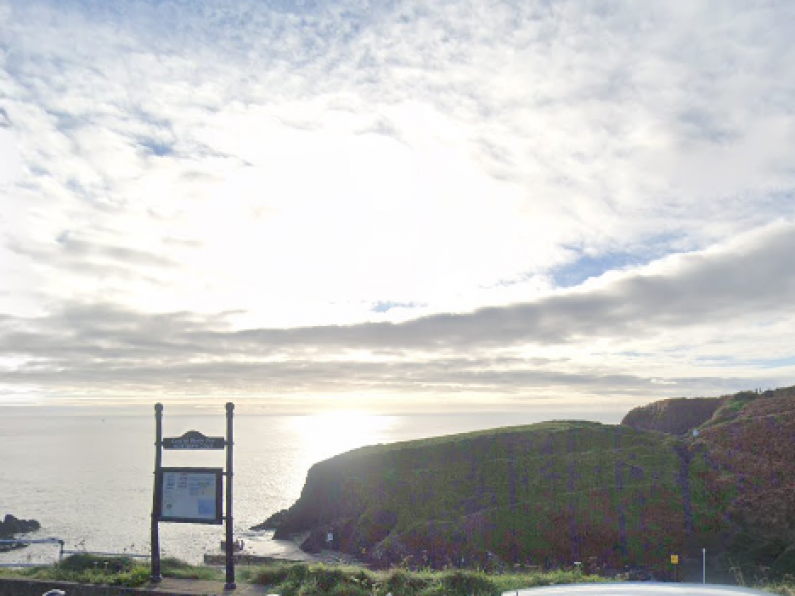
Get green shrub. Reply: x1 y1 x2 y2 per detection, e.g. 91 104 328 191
327 582 371 596
7 562 151 588
310 565 347 592
5 559 617 594
773 547 795 576
289 562 313 582
253 561 295 586
757 583 795 596
160 556 191 570
382 568 429 595
438 569 497 595
58 553 133 573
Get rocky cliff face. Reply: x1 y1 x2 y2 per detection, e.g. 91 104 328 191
621 397 723 435
693 387 795 575
271 421 726 573
621 386 795 572
264 386 795 576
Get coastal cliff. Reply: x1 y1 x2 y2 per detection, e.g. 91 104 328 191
269 421 726 572
263 386 795 576
620 386 795 574
620 397 723 435
692 387 795 575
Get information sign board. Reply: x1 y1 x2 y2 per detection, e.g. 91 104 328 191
157 467 223 525
163 431 225 450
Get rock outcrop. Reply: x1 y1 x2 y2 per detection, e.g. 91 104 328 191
269 421 726 573
250 509 288 531
0 514 40 538
692 387 795 575
0 514 40 553
261 385 795 577
622 386 795 573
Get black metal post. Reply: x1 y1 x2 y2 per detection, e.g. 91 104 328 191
224 402 236 590
151 403 163 582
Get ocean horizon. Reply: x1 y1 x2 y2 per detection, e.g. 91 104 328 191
0 407 625 565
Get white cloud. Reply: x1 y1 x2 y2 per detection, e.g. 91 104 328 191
1 220 793 410
0 108 19 185
1 0 794 408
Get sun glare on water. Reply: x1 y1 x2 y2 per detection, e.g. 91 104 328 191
287 411 398 463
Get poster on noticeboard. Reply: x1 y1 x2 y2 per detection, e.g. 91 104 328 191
157 467 223 525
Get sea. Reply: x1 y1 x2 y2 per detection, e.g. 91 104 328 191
0 408 622 566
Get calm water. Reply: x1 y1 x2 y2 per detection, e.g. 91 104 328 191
0 408 621 564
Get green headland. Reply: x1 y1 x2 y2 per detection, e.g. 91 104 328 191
263 386 795 580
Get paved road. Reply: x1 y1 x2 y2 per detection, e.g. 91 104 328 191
503 583 774 596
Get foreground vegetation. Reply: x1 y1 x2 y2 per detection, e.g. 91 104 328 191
0 554 221 587
1 555 793 595
242 561 606 595
0 555 606 593
765 585 795 596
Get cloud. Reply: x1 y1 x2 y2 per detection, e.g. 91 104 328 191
209 220 795 351
0 107 11 128
1 222 793 408
0 106 20 186
16 233 177 269
1 1 794 408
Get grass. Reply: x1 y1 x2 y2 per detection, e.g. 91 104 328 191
0 554 152 587
721 562 795 596
2 554 791 595
1 557 607 594
760 585 795 596
0 553 222 588
160 556 223 580
246 561 608 596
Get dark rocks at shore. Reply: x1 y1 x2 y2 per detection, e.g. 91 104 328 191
250 508 288 532
0 514 40 537
0 514 41 553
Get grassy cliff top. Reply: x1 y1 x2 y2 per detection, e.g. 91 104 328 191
327 419 666 462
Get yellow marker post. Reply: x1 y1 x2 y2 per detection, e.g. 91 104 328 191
671 554 679 582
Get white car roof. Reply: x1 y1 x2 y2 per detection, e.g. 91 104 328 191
504 583 773 596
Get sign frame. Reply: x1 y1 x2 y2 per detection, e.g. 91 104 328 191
151 403 236 589
156 466 223 525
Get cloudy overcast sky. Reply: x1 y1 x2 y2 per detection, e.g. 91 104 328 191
1 0 794 414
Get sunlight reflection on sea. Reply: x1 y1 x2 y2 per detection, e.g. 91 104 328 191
0 408 620 564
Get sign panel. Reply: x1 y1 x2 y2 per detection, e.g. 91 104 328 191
671 554 679 565
157 467 223 524
163 430 225 450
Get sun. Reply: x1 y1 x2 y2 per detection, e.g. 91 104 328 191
287 411 397 462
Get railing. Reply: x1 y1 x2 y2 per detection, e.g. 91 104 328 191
0 539 148 567
0 538 64 567
60 549 149 559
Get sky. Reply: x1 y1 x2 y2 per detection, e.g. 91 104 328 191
0 0 794 415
